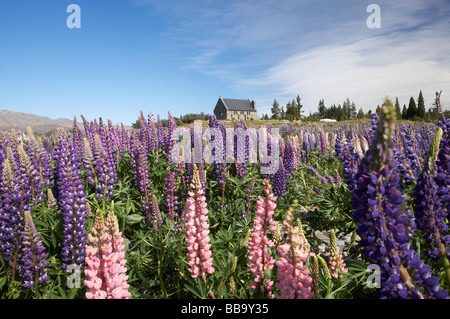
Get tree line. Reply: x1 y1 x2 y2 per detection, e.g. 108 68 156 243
132 112 210 128
260 90 448 122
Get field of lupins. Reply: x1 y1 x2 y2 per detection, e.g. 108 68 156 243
0 96 449 299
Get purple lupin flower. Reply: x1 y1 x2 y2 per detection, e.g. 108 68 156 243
234 120 249 178
0 158 22 264
156 114 166 151
305 165 319 177
325 174 335 183
16 144 43 206
147 112 157 153
435 112 449 224
53 129 88 272
166 112 177 162
72 116 85 161
401 125 423 178
90 133 117 201
0 144 35 278
334 132 345 161
341 134 359 192
24 127 52 193
164 166 179 221
80 115 120 203
283 139 295 178
151 195 163 231
351 99 448 299
208 114 227 184
272 157 287 200
312 186 321 195
130 136 154 226
20 211 49 290
319 131 328 155
81 115 96 153
137 110 155 154
413 127 450 262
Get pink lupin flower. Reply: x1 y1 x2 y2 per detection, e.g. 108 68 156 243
185 165 214 281
84 210 131 299
289 135 301 169
329 229 348 279
247 179 277 299
276 201 314 299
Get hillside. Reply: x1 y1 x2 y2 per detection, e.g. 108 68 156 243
0 110 79 133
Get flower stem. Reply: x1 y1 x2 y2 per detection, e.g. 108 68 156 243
157 228 168 299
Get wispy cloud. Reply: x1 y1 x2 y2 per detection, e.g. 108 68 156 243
134 0 450 116
236 0 450 115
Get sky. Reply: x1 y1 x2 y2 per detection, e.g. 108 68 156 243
0 0 449 125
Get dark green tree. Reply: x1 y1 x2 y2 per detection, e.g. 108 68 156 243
336 104 344 121
395 97 401 119
417 90 426 119
285 99 297 120
342 98 356 120
318 99 326 119
271 99 280 119
406 96 417 119
376 105 381 114
132 119 140 129
357 107 365 119
402 104 407 119
350 101 357 119
342 98 350 120
296 95 304 120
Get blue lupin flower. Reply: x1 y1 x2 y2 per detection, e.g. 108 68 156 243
20 211 49 289
53 129 88 272
351 98 448 299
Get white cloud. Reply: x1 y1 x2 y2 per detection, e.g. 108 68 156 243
238 1 450 116
133 0 450 116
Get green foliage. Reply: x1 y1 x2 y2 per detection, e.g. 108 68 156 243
7 118 444 300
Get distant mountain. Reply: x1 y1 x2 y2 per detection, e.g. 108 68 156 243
0 110 79 133
0 110 133 133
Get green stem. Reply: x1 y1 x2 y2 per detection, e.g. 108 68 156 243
438 243 450 289
67 287 74 299
157 228 168 299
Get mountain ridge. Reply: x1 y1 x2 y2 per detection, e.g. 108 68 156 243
0 109 79 133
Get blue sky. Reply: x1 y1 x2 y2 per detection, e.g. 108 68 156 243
0 0 449 125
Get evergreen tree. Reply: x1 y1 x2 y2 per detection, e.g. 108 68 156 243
342 98 350 120
132 118 141 129
296 95 303 120
395 97 401 118
318 99 326 119
402 104 407 119
350 101 357 119
357 107 365 119
285 100 295 120
271 99 280 119
417 90 426 119
281 106 285 119
406 96 417 119
336 104 344 121
342 98 356 120
376 105 381 114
